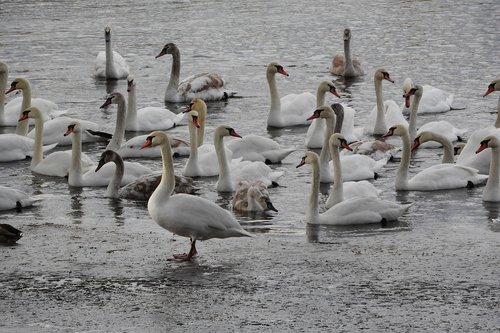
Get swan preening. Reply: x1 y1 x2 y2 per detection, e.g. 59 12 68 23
0 186 40 211
232 180 278 212
95 27 130 80
155 42 236 103
296 151 411 225
142 131 251 261
330 28 364 78
383 124 487 191
476 135 500 202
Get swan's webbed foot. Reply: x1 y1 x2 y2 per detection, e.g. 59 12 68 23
170 240 197 261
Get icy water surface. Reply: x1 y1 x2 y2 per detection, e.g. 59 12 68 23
1 0 500 331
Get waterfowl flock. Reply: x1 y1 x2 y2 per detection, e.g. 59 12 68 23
1 26 499 263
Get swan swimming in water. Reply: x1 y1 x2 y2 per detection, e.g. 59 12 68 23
94 26 130 80
330 28 364 78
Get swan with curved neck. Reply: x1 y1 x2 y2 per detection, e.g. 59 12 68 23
95 26 129 80
5 77 58 135
141 131 252 261
405 84 465 145
476 135 500 202
65 122 152 187
454 79 500 174
401 77 454 114
266 62 317 128
155 42 235 103
363 69 407 136
18 107 93 177
383 124 487 190
411 131 455 164
296 151 411 225
213 125 243 192
305 80 341 148
126 75 184 131
330 28 364 78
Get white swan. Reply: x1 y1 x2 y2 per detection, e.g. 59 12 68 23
325 133 381 208
65 122 152 187
476 135 500 202
401 78 454 114
363 69 408 136
142 131 252 261
405 84 465 145
95 150 196 199
0 186 41 211
155 42 236 103
305 80 341 148
383 124 487 190
455 79 500 174
225 134 295 164
330 28 364 77
296 151 411 225
232 180 278 212
20 107 93 177
94 27 129 80
126 75 184 131
4 77 59 135
309 105 386 182
266 62 316 128
411 131 456 164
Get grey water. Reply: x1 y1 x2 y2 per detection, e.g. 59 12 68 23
1 0 500 331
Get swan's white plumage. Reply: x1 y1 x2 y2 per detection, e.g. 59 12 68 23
94 27 129 80
225 134 295 164
476 135 500 202
0 186 40 211
401 78 454 114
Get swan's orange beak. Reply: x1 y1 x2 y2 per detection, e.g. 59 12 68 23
411 137 421 151
404 94 411 108
18 111 29 122
64 125 75 137
192 116 200 128
141 136 153 149
483 85 494 97
5 82 17 95
229 128 242 138
340 140 352 151
277 67 289 77
382 127 395 138
383 73 394 83
307 109 321 121
330 87 341 98
476 140 489 154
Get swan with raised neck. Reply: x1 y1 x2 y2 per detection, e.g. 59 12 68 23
483 79 500 128
331 28 364 77
476 135 500 202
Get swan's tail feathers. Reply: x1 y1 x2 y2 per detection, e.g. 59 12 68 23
223 90 238 99
173 112 185 125
262 148 296 164
86 129 113 140
40 142 58 153
373 157 389 172
48 108 69 118
234 227 253 238
449 94 466 110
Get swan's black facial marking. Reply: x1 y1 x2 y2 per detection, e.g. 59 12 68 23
64 124 76 137
227 127 241 138
296 156 307 168
412 137 421 151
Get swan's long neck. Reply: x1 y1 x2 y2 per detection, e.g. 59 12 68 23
126 84 137 130
69 131 83 186
215 132 233 192
184 121 200 173
328 144 344 206
333 110 343 134
16 86 32 136
373 78 387 135
154 138 176 201
319 116 334 174
396 131 411 190
0 70 6 122
485 146 500 198
307 159 320 223
106 98 126 151
430 133 454 164
408 93 422 142
166 49 181 98
31 114 44 168
495 95 500 129
106 155 124 198
343 38 355 76
267 71 282 125
197 110 206 147
105 39 115 78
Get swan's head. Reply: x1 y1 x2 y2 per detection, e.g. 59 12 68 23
18 106 41 122
307 105 334 121
454 143 466 156
411 131 434 151
155 43 178 59
329 133 352 151
331 103 344 118
296 151 319 168
104 27 111 42
318 81 341 98
63 122 82 137
5 77 29 95
126 75 135 92
267 62 289 77
484 79 500 97
382 124 407 138
401 78 413 94
248 187 278 212
215 125 242 139
375 68 394 83
141 131 170 149
476 135 500 154
100 92 124 108
186 110 200 128
95 150 120 172
403 84 423 108
184 98 207 118
343 28 352 41
0 61 7 75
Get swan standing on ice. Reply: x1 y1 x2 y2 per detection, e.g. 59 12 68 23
155 42 236 103
95 27 130 80
296 151 411 225
142 131 252 261
330 28 364 78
